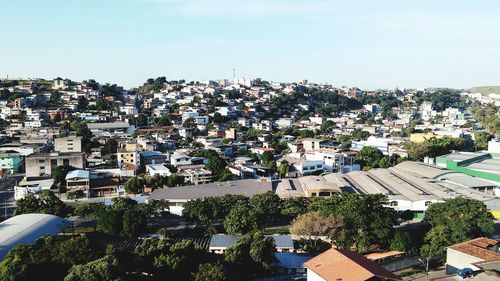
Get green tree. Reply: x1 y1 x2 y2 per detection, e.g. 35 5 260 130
156 115 172 126
53 165 76 187
192 263 226 281
420 225 451 259
76 96 89 111
405 141 430 161
355 146 385 170
122 208 147 238
281 197 309 219
312 193 397 251
351 129 370 140
124 177 146 194
277 160 289 178
390 230 411 252
14 190 72 217
224 232 276 277
424 197 494 244
474 131 493 150
249 191 281 220
64 256 121 281
290 212 345 250
224 203 262 234
259 151 274 165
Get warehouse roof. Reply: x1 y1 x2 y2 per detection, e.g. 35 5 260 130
0 214 71 260
148 179 275 201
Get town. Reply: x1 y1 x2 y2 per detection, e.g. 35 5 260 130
0 76 498 281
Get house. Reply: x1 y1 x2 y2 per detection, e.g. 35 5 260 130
0 151 22 174
170 152 192 167
14 178 54 200
146 164 171 177
148 179 275 215
25 152 84 178
445 237 500 274
303 248 401 281
179 167 213 185
208 234 294 254
54 136 82 153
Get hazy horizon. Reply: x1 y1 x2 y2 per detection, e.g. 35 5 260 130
1 0 499 89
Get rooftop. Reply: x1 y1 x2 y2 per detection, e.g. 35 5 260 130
303 248 401 281
448 237 500 261
0 214 71 260
148 179 275 201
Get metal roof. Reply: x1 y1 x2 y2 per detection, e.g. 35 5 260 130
0 214 71 260
148 179 274 201
65 169 90 180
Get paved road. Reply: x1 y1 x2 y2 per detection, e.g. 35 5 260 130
0 174 22 219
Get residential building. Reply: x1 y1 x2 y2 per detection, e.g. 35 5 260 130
303 248 401 281
0 151 22 174
445 237 500 274
25 152 84 178
54 136 82 153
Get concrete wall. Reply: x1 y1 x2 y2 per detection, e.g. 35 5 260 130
307 269 325 281
445 248 483 273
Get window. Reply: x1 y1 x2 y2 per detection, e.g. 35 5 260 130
425 201 431 206
63 159 70 166
390 201 398 207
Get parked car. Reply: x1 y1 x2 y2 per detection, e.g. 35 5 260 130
457 268 474 279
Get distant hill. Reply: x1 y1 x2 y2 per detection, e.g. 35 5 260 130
424 87 461 93
467 86 500 95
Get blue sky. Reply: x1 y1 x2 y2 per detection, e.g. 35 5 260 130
1 0 499 89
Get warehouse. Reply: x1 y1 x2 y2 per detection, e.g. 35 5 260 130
0 214 71 260
318 161 500 218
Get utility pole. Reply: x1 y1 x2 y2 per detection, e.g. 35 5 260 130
419 258 430 281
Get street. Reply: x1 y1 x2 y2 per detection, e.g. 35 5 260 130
0 174 23 219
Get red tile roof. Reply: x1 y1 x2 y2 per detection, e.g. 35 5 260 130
303 248 401 281
448 237 500 261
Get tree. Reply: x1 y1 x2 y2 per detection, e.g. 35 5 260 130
224 232 276 277
0 237 103 281
53 165 76 187
351 129 370 140
15 190 72 217
124 177 146 194
259 151 274 165
390 230 411 252
355 146 385 170
249 191 281 220
122 208 147 238
399 210 414 224
192 263 226 281
64 256 121 281
424 197 494 244
76 96 89 111
312 193 397 251
290 212 345 250
277 160 289 178
420 225 451 259
281 197 309 219
224 203 261 234
474 131 493 150
405 142 430 161
202 150 230 181
156 115 172 126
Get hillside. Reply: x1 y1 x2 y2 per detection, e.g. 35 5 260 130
467 86 500 95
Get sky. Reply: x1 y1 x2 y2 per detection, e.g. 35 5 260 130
1 0 499 89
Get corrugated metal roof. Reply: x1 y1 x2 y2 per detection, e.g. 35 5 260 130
0 214 71 260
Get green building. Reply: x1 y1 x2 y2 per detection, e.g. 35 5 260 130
436 152 500 185
0 152 22 174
